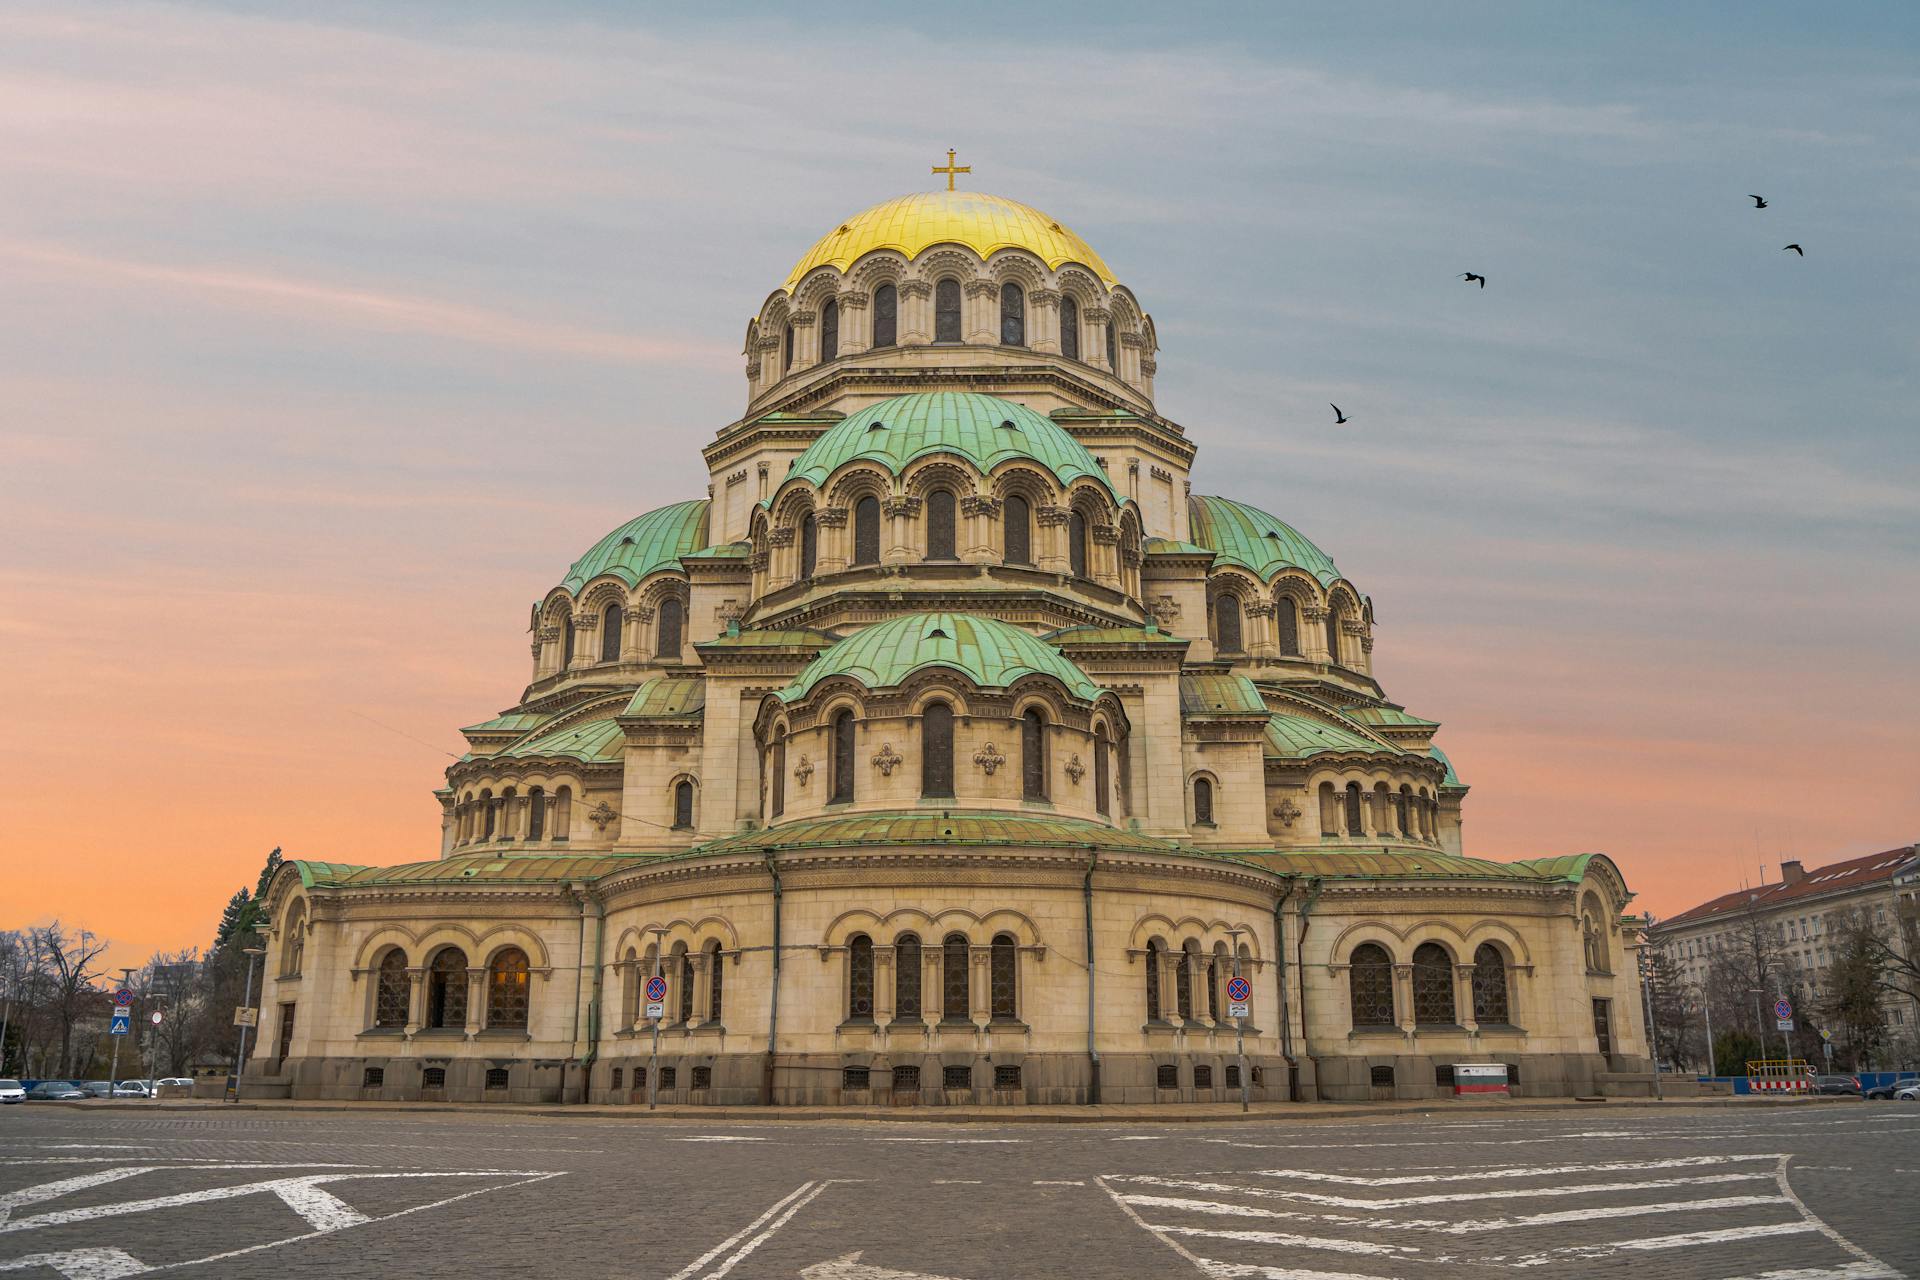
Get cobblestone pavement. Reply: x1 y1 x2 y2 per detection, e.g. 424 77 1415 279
2 1102 1915 1279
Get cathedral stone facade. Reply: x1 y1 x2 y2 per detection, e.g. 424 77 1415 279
255 188 1649 1106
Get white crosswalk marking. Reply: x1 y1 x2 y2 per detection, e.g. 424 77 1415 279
0 1248 151 1279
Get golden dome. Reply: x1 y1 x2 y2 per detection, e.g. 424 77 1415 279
783 191 1117 292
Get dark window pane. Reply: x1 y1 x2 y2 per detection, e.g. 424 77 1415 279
1370 1064 1394 1087
527 787 545 840
1277 599 1300 655
821 300 838 362
1021 710 1046 801
853 496 880 566
993 1064 1021 1090
831 712 855 804
1156 1063 1178 1089
843 1066 869 1090
1176 949 1193 1019
848 935 874 1021
799 513 818 578
1207 957 1220 1020
1412 942 1456 1026
895 935 922 1019
926 489 956 560
487 948 529 1029
1068 510 1088 578
1472 944 1510 1025
678 948 693 1024
893 1064 919 1092
1106 321 1117 371
363 1066 383 1088
673 781 694 829
1194 1064 1212 1088
872 284 897 348
1345 782 1364 836
1349 943 1394 1026
423 1067 445 1089
783 322 793 373
942 934 969 1021
921 702 954 798
1193 777 1213 826
1593 998 1613 1056
427 948 467 1029
1003 494 1031 565
657 597 683 660
561 616 574 667
375 950 409 1028
600 604 623 662
990 935 1016 1019
485 1067 509 1090
1059 295 1079 360
1215 595 1242 653
1094 732 1110 816
1000 282 1025 345
1396 789 1410 836
934 279 962 342
1145 940 1161 1021
943 1064 972 1091
771 737 786 817
1326 613 1343 666
708 944 724 1023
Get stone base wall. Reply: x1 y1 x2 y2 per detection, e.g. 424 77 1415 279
1309 1051 1628 1101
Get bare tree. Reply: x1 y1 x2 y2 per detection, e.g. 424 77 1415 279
36 923 111 1077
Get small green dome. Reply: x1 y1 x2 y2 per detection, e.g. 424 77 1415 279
780 392 1115 497
1188 494 1342 586
778 611 1105 704
559 499 710 595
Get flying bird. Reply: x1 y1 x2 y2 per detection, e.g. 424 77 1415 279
1783 243 1804 256
1749 194 1768 208
1331 404 1349 425
1461 272 1486 288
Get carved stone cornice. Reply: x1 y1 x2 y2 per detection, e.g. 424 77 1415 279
1091 523 1119 544
788 312 816 328
1140 358 1157 377
1035 504 1071 527
835 291 869 310
1121 331 1146 349
899 280 932 300
1083 306 1111 323
962 280 998 299
961 495 1001 517
882 496 922 518
768 527 795 546
816 507 849 528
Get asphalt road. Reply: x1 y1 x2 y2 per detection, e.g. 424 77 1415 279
2 1102 1915 1279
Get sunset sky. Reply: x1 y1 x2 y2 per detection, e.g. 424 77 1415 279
3 2 1916 974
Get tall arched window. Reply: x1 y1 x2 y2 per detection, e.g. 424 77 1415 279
771 731 787 817
480 789 495 840
673 942 692 1024
782 321 794 374
1094 726 1111 816
934 278 962 342
1325 612 1343 666
1472 943 1511 1025
561 615 575 667
1105 320 1117 371
990 934 1017 1020
1000 282 1025 345
1396 787 1411 836
1059 294 1080 360
487 948 530 1029
872 284 897 348
1145 939 1164 1021
799 512 818 579
426 948 468 1030
657 597 683 660
1207 946 1223 1021
1003 494 1032 565
552 785 572 840
830 709 856 804
672 779 695 830
941 933 970 1022
374 949 409 1029
895 934 922 1020
853 495 880 566
526 786 546 841
706 940 724 1023
281 901 306 976
600 604 623 662
1192 776 1214 825
1412 942 1456 1026
921 701 954 798
925 488 956 560
1344 781 1364 835
820 299 839 363
1068 510 1088 578
1215 594 1243 653
847 934 874 1022
1277 598 1300 655
1021 709 1047 801
1349 943 1394 1027
1176 946 1193 1020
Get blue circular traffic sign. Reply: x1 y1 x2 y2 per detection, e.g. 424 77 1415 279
113 989 134 1007
1226 976 1251 1003
1774 997 1793 1020
645 975 668 1002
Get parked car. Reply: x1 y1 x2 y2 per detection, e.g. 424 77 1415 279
1898 1082 1920 1102
26 1081 86 1100
1814 1074 1861 1095
1865 1075 1919 1099
78 1081 115 1098
157 1077 195 1088
113 1081 152 1097
0 1079 25 1104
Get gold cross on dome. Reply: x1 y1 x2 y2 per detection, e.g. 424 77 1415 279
931 148 971 191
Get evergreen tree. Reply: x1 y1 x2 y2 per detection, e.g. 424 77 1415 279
253 847 283 903
211 889 252 954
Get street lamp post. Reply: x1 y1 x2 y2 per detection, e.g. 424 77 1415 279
1226 929 1249 1113
108 965 135 1097
231 941 268 1103
1637 920 1663 1100
647 927 665 1112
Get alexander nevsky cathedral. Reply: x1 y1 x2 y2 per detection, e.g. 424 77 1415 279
258 170 1650 1106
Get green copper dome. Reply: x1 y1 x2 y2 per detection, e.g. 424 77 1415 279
778 611 1105 704
1188 494 1341 585
559 499 710 595
780 393 1115 496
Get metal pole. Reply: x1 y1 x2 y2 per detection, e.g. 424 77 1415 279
1234 948 1249 1113
647 929 663 1111
1702 994 1714 1077
1637 931 1662 1099
109 966 134 1097
231 950 260 1104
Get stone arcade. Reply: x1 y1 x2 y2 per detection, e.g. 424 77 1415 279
254 183 1651 1106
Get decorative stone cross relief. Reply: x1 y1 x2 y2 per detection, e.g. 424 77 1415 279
1274 798 1303 828
588 800 620 832
794 755 815 786
1063 753 1086 785
973 742 1005 776
871 742 903 776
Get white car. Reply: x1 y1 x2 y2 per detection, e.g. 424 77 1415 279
1898 1082 1920 1102
112 1081 151 1097
0 1079 24 1104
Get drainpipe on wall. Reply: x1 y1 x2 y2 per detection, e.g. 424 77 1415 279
762 849 783 1108
580 894 606 1105
1294 877 1324 1101
1272 876 1297 1093
1083 846 1101 1106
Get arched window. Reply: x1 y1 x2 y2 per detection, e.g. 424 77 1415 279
830 709 856 804
934 278 962 343
990 934 1017 1020
1395 786 1411 836
925 488 956 560
706 941 724 1023
1176 946 1194 1020
657 596 683 660
1348 943 1393 1027
1207 947 1222 1021
1059 294 1080 360
281 902 306 976
561 615 575 667
1192 776 1214 826
1215 594 1243 653
1021 708 1047 801
672 779 695 830
941 933 970 1022
799 512 818 579
480 789 495 840
1000 282 1025 345
526 786 546 841
872 284 897 348
673 942 692 1024
1145 939 1163 1021
1345 781 1364 836
1277 598 1300 655
426 948 468 1030
1003 493 1032 565
1411 942 1456 1026
847 934 874 1022
487 948 530 1029
921 701 954 798
820 299 839 363
600 604 623 662
553 785 572 840
1472 944 1510 1025
374 949 409 1028
853 495 880 566
1094 725 1111 816
895 934 922 1020
1105 319 1117 371
782 321 794 373
1326 612 1343 666
770 732 787 818
1068 509 1088 578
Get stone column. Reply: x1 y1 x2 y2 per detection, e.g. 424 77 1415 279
960 495 999 564
924 945 943 1025
465 969 486 1036
405 968 425 1036
1030 288 1062 353
1245 600 1277 658
899 280 932 346
689 952 710 1029
1393 963 1415 1034
569 612 598 672
1303 606 1334 664
1158 952 1179 1027
1455 964 1479 1033
963 280 997 345
875 946 896 1026
1035 503 1071 574
766 527 796 591
882 495 920 566
1085 306 1111 371
836 291 869 356
1091 522 1121 589
815 507 850 573
971 945 991 1026
788 311 816 372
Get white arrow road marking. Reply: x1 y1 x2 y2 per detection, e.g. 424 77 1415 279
1095 1178 1399 1280
0 1166 361 1228
0 1248 150 1279
798 1251 975 1280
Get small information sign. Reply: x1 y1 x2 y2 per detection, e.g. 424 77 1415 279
1777 1018 1795 1031
645 1001 665 1021
109 1010 131 1036
233 1006 258 1028
1228 1001 1250 1019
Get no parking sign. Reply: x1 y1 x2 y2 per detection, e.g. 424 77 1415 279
1226 975 1251 1019
645 974 668 1020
